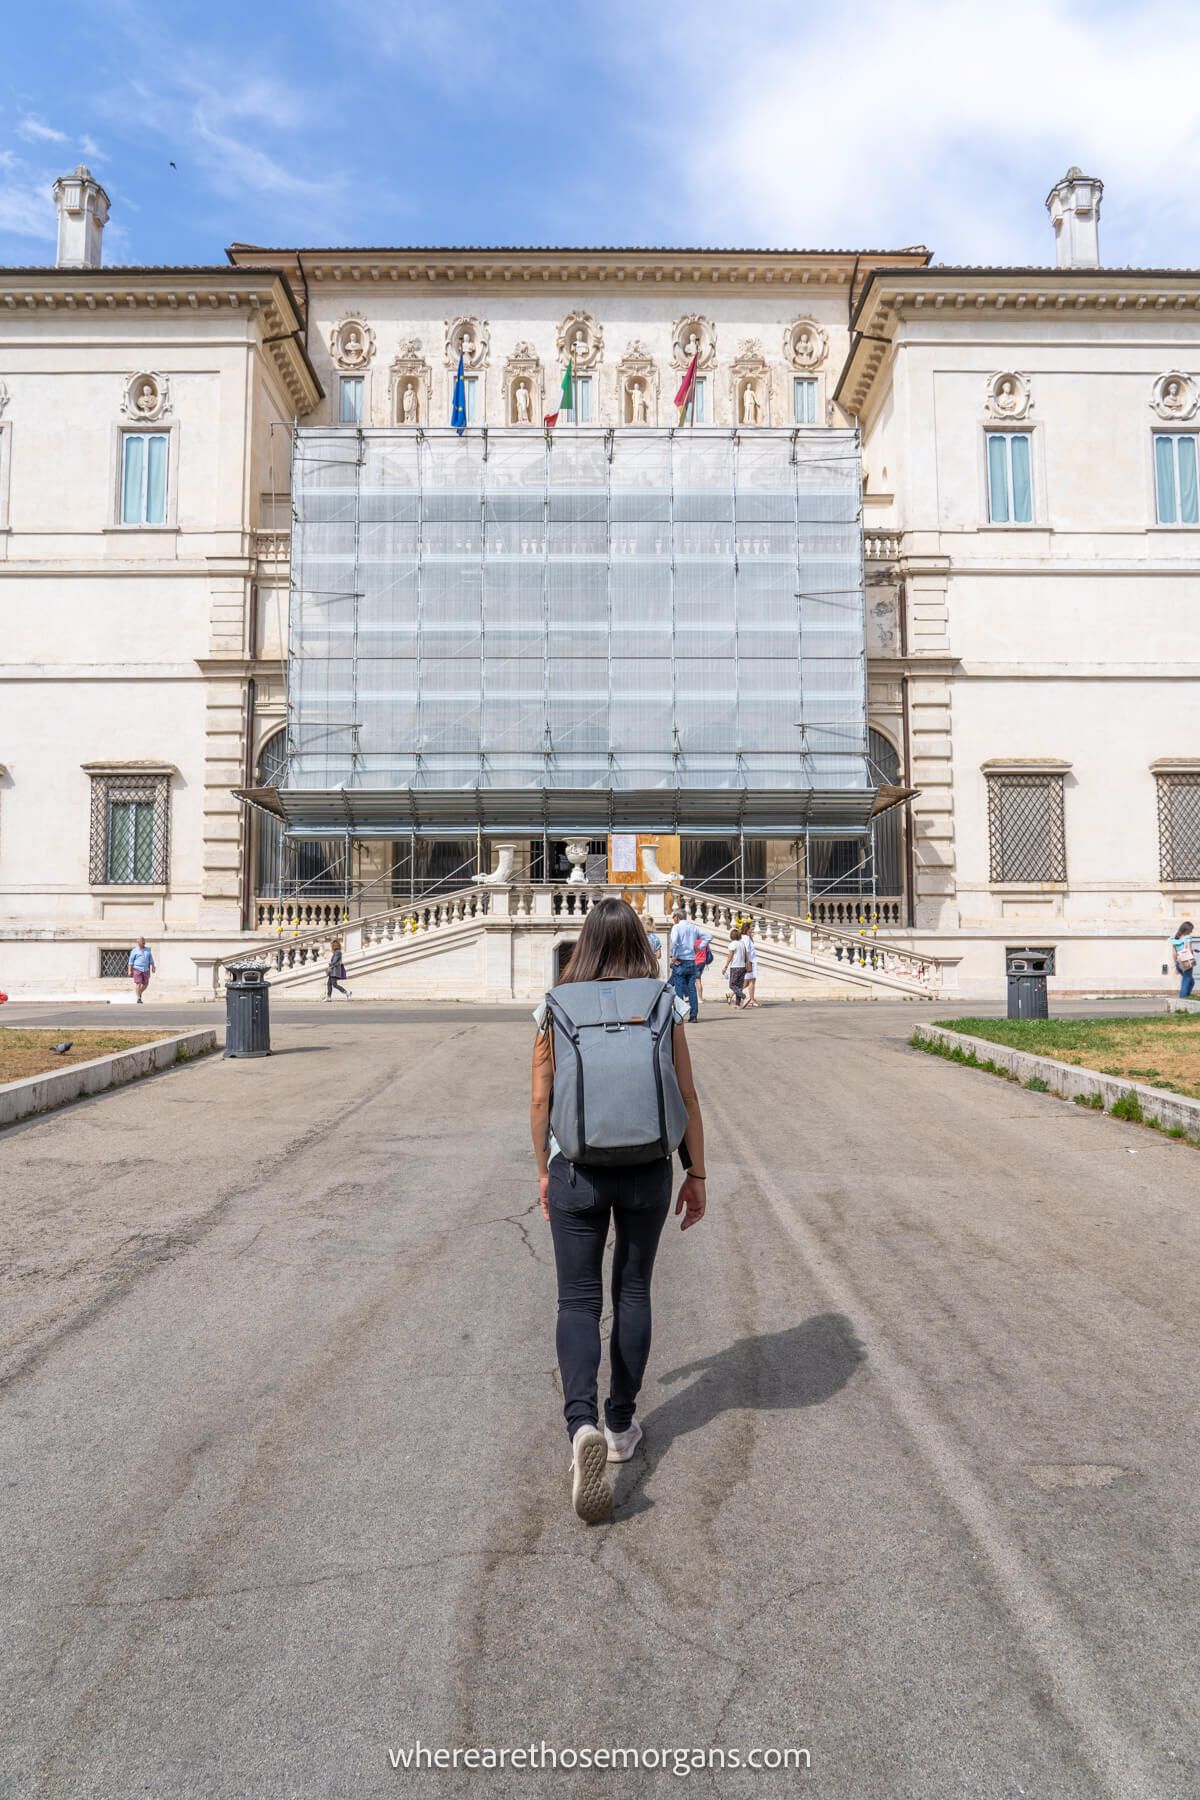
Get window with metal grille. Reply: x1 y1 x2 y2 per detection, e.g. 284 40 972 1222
986 773 1066 883
88 774 170 884
1156 772 1200 880
99 948 130 978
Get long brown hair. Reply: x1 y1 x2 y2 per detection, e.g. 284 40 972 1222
558 897 661 984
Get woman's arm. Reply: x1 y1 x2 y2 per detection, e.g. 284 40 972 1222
531 1029 554 1217
672 1023 707 1230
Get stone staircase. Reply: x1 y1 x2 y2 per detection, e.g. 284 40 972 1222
204 882 950 1003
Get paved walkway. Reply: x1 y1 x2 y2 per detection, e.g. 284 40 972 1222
1 1002 1197 1797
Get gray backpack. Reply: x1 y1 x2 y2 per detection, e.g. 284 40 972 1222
544 977 689 1167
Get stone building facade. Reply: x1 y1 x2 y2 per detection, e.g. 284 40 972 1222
0 166 1196 1000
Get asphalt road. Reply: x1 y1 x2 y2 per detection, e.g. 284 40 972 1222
1 1000 1197 1798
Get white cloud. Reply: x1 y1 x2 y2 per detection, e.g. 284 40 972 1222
80 135 105 162
639 0 1200 265
0 172 55 240
18 116 68 145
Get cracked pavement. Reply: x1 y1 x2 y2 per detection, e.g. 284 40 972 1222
1 998 1198 1797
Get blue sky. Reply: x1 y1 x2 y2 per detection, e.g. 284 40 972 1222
2 0 1198 268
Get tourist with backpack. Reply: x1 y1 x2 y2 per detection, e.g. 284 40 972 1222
325 940 352 1001
723 928 750 1008
531 897 707 1522
667 907 710 1022
1171 920 1198 999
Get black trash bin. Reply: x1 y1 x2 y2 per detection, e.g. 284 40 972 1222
1007 952 1050 1021
224 964 271 1057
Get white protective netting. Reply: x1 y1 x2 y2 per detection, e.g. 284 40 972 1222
288 426 868 822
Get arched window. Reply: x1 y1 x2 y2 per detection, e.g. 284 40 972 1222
254 729 344 898
808 727 904 905
867 726 902 897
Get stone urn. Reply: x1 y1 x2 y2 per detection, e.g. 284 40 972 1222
565 839 590 885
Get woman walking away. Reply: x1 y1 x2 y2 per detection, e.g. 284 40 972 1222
742 925 760 1007
531 897 707 1522
1171 920 1198 999
693 931 711 1004
325 939 352 1001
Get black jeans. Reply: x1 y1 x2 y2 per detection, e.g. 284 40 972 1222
547 1154 672 1441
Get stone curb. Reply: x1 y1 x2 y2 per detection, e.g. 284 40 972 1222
0 1031 217 1129
910 1023 1200 1137
1168 996 1200 1015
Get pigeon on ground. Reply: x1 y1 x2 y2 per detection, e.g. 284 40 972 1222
51 1041 73 1054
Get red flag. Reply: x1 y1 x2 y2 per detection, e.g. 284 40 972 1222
674 352 699 423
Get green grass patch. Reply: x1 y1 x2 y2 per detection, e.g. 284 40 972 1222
933 1015 1200 1100
1109 1091 1145 1124
1024 1075 1050 1092
1074 1091 1104 1109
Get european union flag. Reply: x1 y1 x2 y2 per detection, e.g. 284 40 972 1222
451 352 467 435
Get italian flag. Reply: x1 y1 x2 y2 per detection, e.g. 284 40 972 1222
545 360 574 429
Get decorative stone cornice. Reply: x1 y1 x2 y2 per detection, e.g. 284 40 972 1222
227 245 930 291
836 267 1200 418
0 269 322 415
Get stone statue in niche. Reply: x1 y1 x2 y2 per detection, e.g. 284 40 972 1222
401 381 419 424
331 317 375 370
445 318 489 370
121 370 170 421
555 310 603 371
1151 370 1199 420
741 381 762 424
515 381 531 423
628 380 648 424
672 316 715 370
984 370 1031 421
785 317 827 370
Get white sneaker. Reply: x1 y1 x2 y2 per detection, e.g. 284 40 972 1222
604 1419 643 1463
570 1425 612 1522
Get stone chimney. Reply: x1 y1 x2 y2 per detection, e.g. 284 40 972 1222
1045 167 1103 269
52 165 110 269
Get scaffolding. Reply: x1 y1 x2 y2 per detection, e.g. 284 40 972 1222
282 425 871 839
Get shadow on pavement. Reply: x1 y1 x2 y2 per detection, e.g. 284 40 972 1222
616 1312 866 1515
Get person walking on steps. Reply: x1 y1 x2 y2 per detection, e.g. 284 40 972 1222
127 938 155 1004
668 907 709 1023
1171 920 1199 999
325 939 352 1001
531 897 707 1522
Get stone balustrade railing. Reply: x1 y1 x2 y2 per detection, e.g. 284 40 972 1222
221 878 943 992
864 529 902 561
809 895 904 929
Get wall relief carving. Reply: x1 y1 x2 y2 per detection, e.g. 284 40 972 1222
984 371 1032 421
730 340 769 426
390 340 431 426
556 310 603 371
121 372 171 421
672 315 715 370
617 340 658 426
1151 370 1199 422
330 318 374 369
785 318 827 370
503 342 543 425
445 317 489 368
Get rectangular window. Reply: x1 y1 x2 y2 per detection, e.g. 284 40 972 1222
339 377 364 425
986 773 1066 882
100 948 131 978
986 432 1033 524
88 774 170 884
692 376 706 423
1154 434 1199 524
1156 772 1200 879
121 432 169 525
451 374 482 425
793 378 818 425
573 375 592 423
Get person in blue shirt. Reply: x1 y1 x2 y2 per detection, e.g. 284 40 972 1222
668 908 710 1022
1170 920 1198 999
127 938 155 1003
